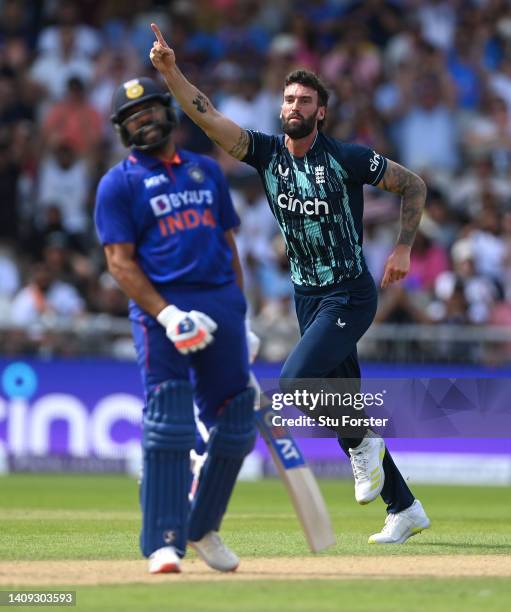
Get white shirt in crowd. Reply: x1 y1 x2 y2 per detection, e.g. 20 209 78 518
37 156 89 234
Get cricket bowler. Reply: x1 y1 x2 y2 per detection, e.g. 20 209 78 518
149 22 431 545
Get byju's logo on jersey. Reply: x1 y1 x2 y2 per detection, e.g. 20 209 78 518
149 194 172 216
149 190 213 217
144 174 169 189
277 192 329 215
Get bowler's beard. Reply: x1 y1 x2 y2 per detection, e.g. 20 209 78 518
282 110 318 139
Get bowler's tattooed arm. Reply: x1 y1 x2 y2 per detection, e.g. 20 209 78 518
227 130 250 159
377 160 427 247
154 60 250 159
191 93 209 114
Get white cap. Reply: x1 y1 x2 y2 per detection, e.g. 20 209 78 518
451 239 474 263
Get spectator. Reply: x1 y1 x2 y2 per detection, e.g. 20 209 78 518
36 0 101 59
406 216 449 293
231 173 277 309
416 0 457 51
36 141 90 239
10 263 84 327
425 189 458 248
462 95 511 172
395 74 459 173
217 70 279 134
431 239 497 324
321 22 382 90
470 206 507 289
447 27 484 111
29 25 94 100
41 76 103 156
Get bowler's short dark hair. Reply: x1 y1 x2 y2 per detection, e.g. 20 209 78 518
284 69 329 129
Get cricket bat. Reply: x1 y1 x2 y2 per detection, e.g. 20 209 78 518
249 373 336 553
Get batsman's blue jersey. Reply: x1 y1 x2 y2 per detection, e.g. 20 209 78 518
242 131 387 286
95 148 239 319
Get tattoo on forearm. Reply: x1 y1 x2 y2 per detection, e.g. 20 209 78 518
192 92 210 114
228 129 249 160
380 161 427 247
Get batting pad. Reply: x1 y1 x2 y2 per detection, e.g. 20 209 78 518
140 380 195 557
188 387 256 542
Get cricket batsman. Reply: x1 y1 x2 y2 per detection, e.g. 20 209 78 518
95 76 260 573
149 22 431 545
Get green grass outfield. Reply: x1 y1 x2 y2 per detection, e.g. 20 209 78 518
1 475 510 611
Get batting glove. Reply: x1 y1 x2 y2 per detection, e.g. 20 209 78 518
245 318 260 364
157 305 217 354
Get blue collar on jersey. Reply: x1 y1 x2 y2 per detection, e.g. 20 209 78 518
128 148 185 168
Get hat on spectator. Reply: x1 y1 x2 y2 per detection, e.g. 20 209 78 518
451 239 474 263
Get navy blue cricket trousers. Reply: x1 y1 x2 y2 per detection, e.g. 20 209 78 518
281 269 414 513
131 281 250 436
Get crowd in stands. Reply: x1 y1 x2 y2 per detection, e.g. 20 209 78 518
2 0 511 359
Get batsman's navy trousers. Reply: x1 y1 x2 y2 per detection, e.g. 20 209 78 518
131 281 250 430
281 269 415 513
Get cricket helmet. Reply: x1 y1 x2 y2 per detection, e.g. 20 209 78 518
110 77 177 151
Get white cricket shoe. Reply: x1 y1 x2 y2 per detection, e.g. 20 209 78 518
348 435 385 504
368 500 431 544
148 546 181 574
189 531 239 572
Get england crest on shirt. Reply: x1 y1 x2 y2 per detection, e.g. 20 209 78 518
314 166 325 184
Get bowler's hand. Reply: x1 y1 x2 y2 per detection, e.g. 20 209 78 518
150 23 176 73
381 244 411 289
157 305 217 354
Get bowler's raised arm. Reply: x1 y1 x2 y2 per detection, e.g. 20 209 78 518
149 23 250 160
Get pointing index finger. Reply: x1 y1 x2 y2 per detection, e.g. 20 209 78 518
151 23 168 47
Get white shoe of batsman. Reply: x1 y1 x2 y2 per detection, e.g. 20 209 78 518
148 546 181 574
189 531 239 572
348 435 385 504
368 500 431 544
157 305 217 355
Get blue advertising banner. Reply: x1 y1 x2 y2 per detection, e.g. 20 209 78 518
0 359 510 473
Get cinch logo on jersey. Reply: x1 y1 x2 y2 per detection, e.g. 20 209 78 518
277 192 329 215
370 153 382 172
